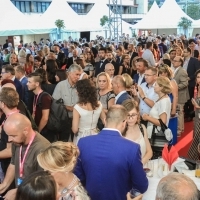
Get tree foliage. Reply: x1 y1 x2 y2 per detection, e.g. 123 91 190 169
186 4 200 20
55 19 65 29
178 17 192 30
100 15 109 27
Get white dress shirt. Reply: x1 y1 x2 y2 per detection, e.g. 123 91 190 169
139 82 159 116
142 49 156 67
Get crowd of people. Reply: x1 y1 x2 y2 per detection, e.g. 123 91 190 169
0 32 199 199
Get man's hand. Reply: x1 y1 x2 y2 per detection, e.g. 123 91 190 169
142 113 149 121
137 86 145 99
126 192 143 200
3 188 17 200
65 106 74 112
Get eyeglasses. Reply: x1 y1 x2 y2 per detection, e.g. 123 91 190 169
144 74 156 77
127 113 138 119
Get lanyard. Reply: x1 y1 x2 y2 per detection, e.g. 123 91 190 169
19 132 35 178
32 90 43 118
1 110 19 127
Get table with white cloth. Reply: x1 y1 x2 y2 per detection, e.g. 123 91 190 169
142 158 200 200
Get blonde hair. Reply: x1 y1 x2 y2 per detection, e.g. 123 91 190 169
122 73 133 89
156 76 172 94
43 46 50 56
158 64 173 79
46 52 56 60
162 53 170 60
175 47 183 56
97 72 112 90
36 50 44 58
37 142 79 173
18 49 26 58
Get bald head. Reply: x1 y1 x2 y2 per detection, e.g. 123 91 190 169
105 105 127 132
156 172 199 200
4 113 32 145
113 75 126 87
105 63 115 77
4 113 31 132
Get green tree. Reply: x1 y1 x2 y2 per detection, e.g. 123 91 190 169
100 15 109 27
186 4 200 20
55 19 65 39
178 17 192 35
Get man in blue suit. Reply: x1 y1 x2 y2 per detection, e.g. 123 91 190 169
74 105 148 200
1 65 22 99
112 75 132 105
14 65 30 107
133 58 147 85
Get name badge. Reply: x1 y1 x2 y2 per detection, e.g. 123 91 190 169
17 178 23 186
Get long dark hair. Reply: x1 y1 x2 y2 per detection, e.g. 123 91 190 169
56 69 66 82
15 171 56 200
76 79 99 110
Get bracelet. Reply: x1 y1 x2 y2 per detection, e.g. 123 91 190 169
142 97 146 101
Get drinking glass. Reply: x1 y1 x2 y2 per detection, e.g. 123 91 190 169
146 160 154 177
195 160 200 178
130 188 141 198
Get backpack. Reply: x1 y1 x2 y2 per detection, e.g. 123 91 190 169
38 92 70 132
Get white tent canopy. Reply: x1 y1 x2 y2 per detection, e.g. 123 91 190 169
80 0 134 35
155 0 194 29
38 0 79 31
132 1 160 29
0 0 42 35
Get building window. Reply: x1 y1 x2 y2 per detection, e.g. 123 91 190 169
69 3 85 14
11 1 31 13
12 1 50 13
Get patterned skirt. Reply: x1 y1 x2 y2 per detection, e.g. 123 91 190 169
188 112 200 160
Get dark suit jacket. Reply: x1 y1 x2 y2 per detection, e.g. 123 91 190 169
133 73 146 85
116 92 132 105
14 78 22 100
66 57 79 69
74 129 148 200
95 59 109 77
110 60 119 76
187 57 200 87
20 76 29 106
56 52 65 69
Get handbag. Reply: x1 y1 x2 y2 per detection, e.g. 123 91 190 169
149 119 173 159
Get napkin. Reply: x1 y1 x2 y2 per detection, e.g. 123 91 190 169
173 158 189 173
162 144 179 170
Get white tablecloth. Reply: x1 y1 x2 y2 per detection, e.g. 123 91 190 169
142 159 200 200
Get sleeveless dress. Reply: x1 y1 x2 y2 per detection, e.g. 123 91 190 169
73 103 102 144
126 125 146 158
188 97 200 160
60 182 90 200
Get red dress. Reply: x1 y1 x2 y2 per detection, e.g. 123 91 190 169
25 64 33 75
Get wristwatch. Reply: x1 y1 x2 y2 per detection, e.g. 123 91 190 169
142 97 146 101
